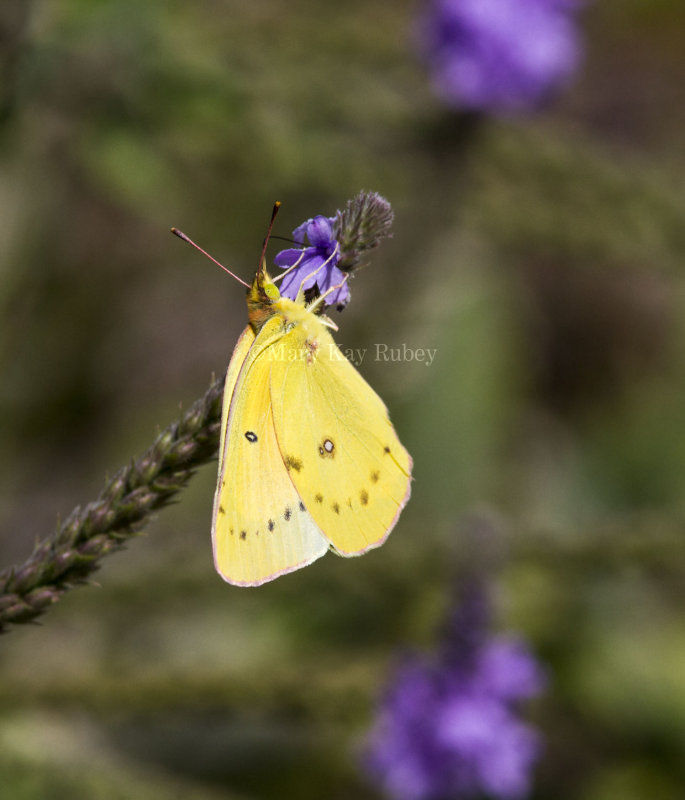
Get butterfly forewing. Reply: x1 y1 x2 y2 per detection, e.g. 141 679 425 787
270 323 412 556
217 325 255 474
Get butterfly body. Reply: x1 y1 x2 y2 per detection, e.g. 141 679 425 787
212 264 412 586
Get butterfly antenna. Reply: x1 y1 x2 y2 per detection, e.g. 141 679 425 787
257 201 281 273
171 227 250 288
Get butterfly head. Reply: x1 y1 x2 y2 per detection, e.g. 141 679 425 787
247 259 283 330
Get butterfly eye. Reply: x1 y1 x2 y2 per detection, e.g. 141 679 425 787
263 282 280 300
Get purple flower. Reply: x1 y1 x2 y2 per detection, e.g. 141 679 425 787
363 584 546 800
273 215 349 307
416 0 586 113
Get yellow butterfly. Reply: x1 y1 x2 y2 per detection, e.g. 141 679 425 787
175 206 412 585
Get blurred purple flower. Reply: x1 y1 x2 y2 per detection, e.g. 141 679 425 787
363 583 546 800
416 0 587 113
273 215 349 307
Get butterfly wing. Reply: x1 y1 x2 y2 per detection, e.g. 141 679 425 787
270 321 412 556
212 318 329 586
217 325 254 475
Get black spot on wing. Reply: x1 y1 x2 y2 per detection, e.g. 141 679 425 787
299 501 305 512
315 493 323 503
360 489 369 506
285 454 303 472
383 445 391 454
371 470 380 483
245 431 258 443
332 502 340 515
284 506 292 521
218 505 226 514
240 530 247 540
268 519 274 532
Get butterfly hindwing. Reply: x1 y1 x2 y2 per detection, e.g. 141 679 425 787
212 318 329 586
270 321 412 556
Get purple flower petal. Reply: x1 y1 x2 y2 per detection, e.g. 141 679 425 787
477 638 547 700
362 585 546 800
306 216 336 248
291 221 309 245
273 248 306 268
273 214 348 306
480 721 541 800
417 0 587 113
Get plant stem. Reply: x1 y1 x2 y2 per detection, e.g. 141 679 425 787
0 377 224 633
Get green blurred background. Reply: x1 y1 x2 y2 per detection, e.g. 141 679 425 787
2 1 685 798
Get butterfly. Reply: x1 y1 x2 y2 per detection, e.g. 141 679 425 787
174 205 412 585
